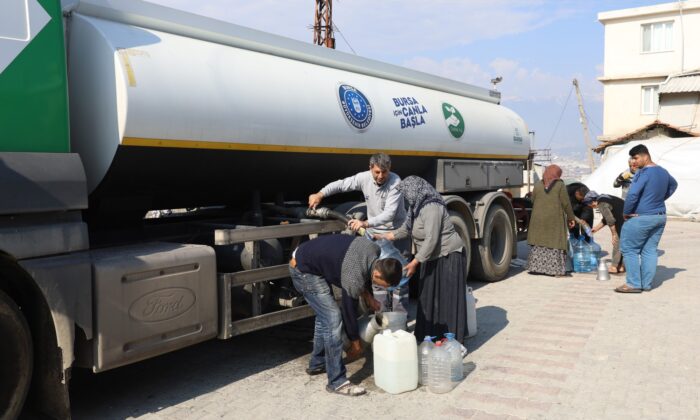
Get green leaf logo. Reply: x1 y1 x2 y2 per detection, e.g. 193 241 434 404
442 102 464 139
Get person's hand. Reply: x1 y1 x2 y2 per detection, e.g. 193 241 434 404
591 226 599 234
348 219 368 232
308 192 323 209
622 171 633 180
404 259 419 278
345 339 364 362
568 220 576 229
365 296 381 313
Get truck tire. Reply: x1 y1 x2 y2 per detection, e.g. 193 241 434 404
0 290 33 420
448 210 472 278
470 204 513 282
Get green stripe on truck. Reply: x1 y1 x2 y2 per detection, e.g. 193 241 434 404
0 0 69 153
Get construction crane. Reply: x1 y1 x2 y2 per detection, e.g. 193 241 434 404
313 0 335 48
573 79 596 171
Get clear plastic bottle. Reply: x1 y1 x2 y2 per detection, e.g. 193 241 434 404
428 341 451 394
418 336 433 386
443 333 463 382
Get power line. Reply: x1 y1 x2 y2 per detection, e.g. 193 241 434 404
332 22 357 55
544 84 574 150
583 106 603 135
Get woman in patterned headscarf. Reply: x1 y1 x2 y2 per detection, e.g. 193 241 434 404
526 164 578 276
376 176 469 343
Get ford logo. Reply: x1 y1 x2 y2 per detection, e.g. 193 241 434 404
129 288 196 322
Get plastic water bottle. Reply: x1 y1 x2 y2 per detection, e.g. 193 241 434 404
428 341 452 394
572 238 593 272
418 336 433 386
443 333 463 382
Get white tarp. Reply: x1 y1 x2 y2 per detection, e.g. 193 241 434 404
583 137 700 220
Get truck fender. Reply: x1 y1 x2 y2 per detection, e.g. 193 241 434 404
442 195 477 239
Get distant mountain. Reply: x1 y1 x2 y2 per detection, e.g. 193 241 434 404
532 149 599 182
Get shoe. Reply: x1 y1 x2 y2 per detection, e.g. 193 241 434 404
642 288 652 292
614 284 642 293
326 381 366 396
305 366 326 376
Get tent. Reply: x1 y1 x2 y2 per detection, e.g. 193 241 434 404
583 137 700 220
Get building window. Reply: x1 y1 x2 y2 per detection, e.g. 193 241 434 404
641 21 673 53
641 85 659 115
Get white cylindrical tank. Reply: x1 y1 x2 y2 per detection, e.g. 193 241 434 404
66 0 529 211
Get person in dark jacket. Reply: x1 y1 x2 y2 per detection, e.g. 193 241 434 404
567 182 593 239
583 191 626 273
289 234 401 395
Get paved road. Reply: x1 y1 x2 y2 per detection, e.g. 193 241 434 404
70 219 700 419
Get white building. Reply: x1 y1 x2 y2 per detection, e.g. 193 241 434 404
598 1 700 141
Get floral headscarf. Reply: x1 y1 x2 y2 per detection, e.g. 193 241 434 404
396 176 445 232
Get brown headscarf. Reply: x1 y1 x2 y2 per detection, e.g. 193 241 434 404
542 164 563 191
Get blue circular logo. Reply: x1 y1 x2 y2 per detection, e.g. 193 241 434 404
338 84 373 131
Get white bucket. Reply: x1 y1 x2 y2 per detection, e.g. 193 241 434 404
466 287 477 338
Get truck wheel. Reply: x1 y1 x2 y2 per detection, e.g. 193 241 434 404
470 204 513 282
0 290 33 420
448 211 472 278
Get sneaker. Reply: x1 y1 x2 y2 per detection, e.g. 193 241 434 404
325 381 366 396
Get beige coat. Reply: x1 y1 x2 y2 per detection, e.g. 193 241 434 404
527 180 575 251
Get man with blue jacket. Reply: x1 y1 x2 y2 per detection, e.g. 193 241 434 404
616 144 677 293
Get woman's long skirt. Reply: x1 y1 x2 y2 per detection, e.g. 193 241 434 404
526 245 567 276
415 249 469 344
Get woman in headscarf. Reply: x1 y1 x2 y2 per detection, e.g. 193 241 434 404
375 176 469 343
526 165 578 276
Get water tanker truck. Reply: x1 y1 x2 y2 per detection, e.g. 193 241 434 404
0 0 531 417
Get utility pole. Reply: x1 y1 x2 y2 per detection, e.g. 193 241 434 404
313 0 335 48
572 79 596 171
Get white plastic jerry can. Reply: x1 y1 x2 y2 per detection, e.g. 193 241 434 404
373 329 418 394
466 287 477 338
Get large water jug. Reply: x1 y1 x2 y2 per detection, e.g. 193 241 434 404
418 336 433 386
428 341 452 394
443 333 463 382
572 237 594 272
466 287 477 338
373 329 418 394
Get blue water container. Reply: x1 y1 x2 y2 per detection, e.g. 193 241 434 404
572 237 594 272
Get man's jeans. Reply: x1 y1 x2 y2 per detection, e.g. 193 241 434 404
620 215 666 290
289 266 347 389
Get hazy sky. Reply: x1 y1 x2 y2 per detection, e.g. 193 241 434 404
149 0 668 153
